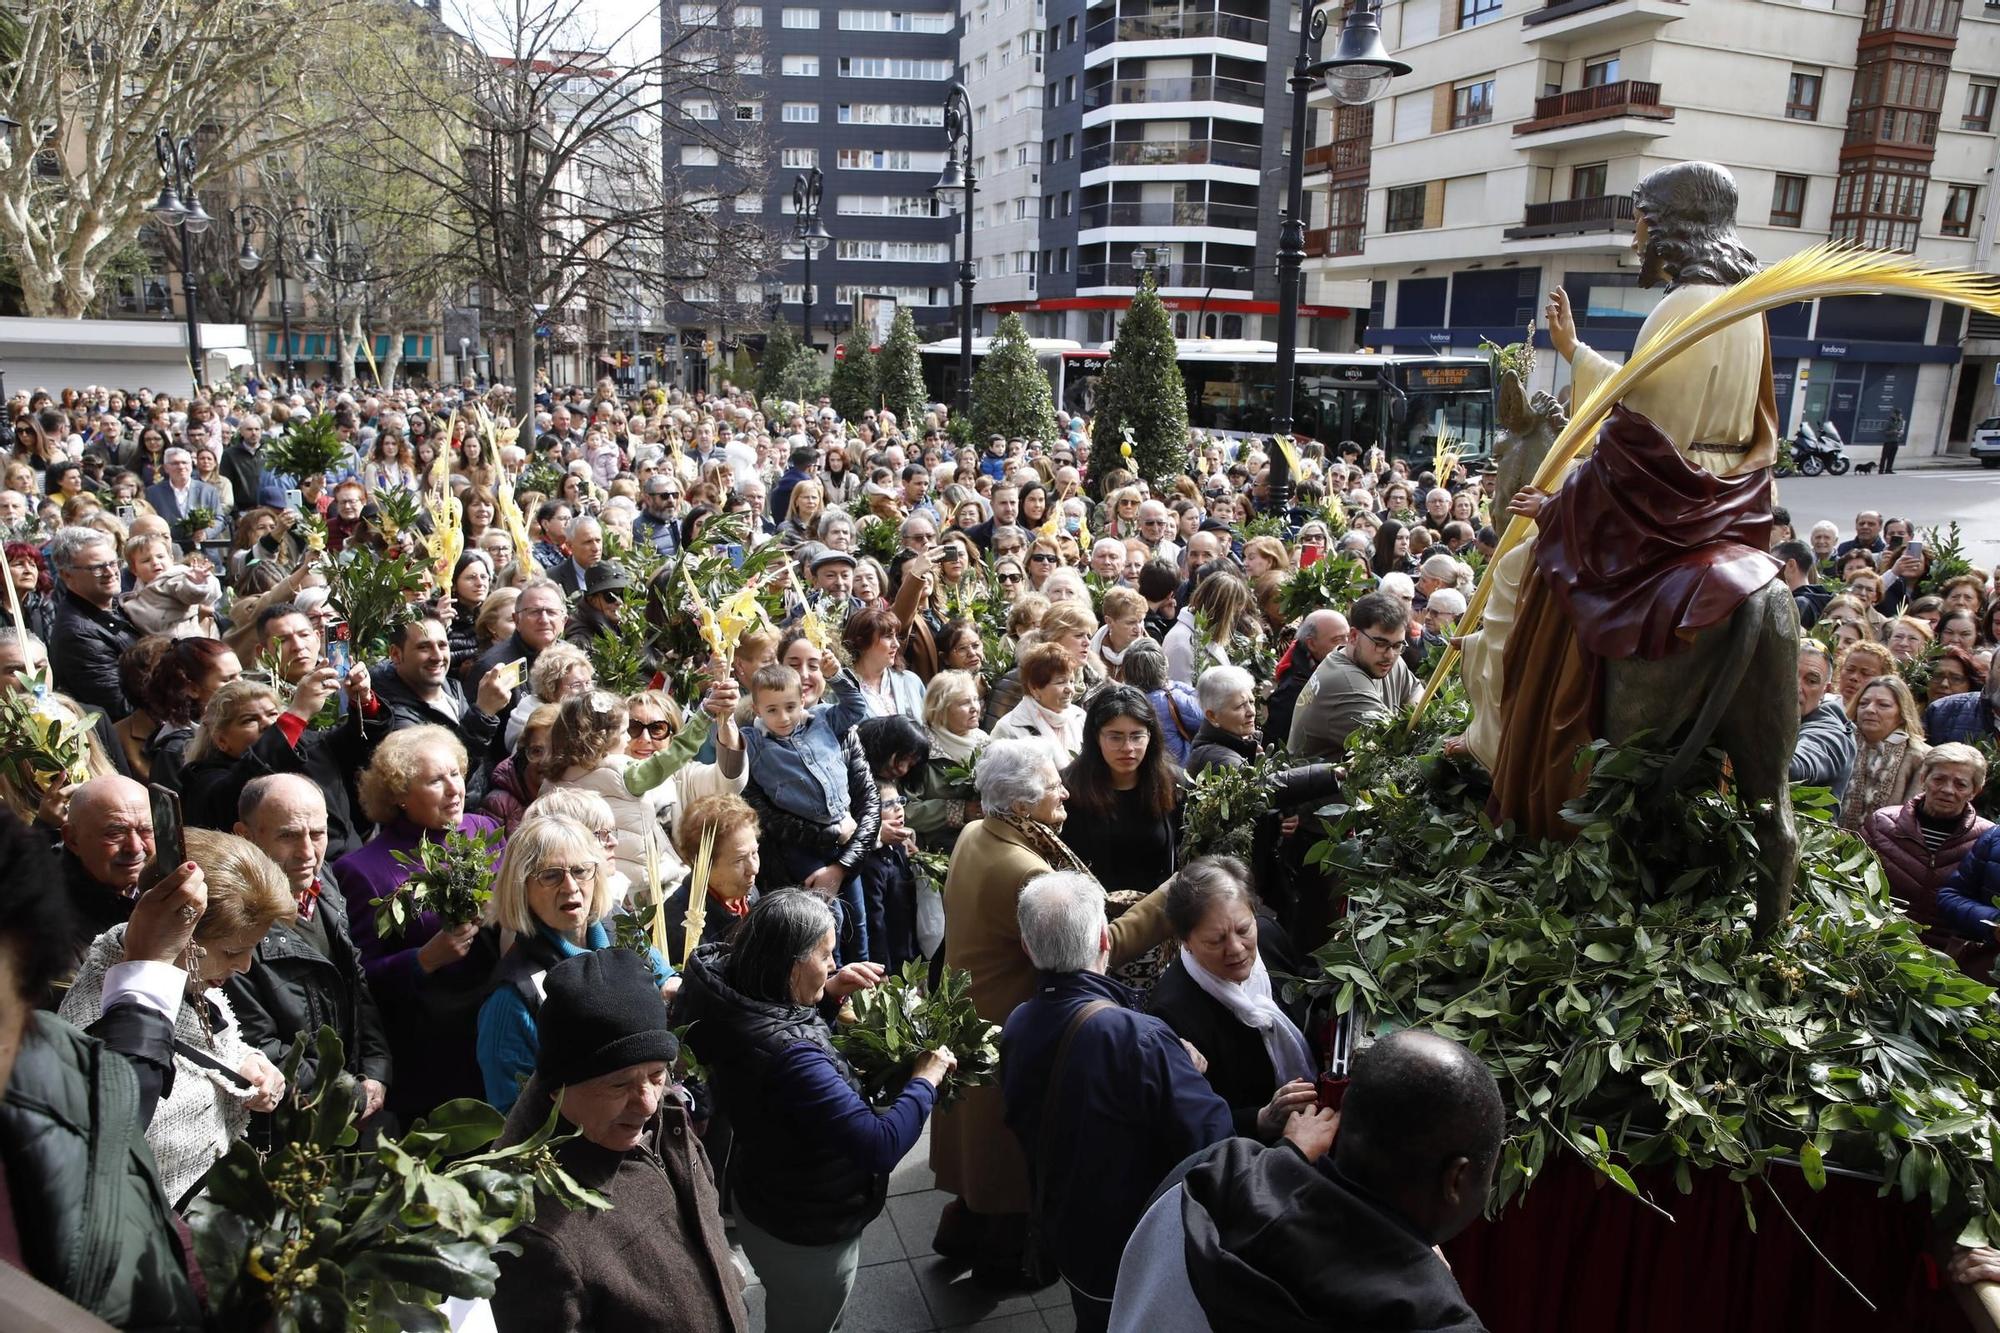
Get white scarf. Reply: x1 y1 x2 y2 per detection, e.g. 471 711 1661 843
927 724 986 765
1090 624 1130 669
1179 946 1315 1085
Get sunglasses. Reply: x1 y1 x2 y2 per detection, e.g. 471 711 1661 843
1029 553 1057 565
628 717 676 741
998 571 1025 584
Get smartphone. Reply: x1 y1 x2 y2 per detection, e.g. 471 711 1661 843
149 784 185 882
1907 541 1926 562
1300 545 1324 570
327 638 351 679
285 488 303 512
116 504 137 523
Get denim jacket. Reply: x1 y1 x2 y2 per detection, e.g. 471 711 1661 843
746 711 849 827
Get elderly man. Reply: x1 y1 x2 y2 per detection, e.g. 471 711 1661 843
1790 641 1856 799
1111 1029 1500 1333
898 513 937 556
808 548 861 619
1808 519 1840 572
493 948 748 1331
1267 608 1348 746
221 413 288 510
635 473 683 556
1289 591 1423 759
736 474 772 536
1135 499 1181 565
1001 872 1235 1333
49 526 143 718
59 774 156 978
1088 537 1127 583
1835 510 1885 563
227 774 392 1121
474 577 568 706
550 514 604 595
143 447 220 526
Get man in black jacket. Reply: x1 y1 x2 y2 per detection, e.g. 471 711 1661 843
1265 609 1348 747
373 613 512 754
228 774 392 1124
48 526 143 719
1776 540 1832 630
1109 1029 1500 1333
564 563 630 652
57 775 158 990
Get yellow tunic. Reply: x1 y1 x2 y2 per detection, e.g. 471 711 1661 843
1460 284 1772 769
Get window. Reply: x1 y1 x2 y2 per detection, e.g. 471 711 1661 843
1385 185 1426 233
781 5 818 24
1771 173 1807 227
835 194 939 216
836 239 951 261
1786 69 1822 120
781 147 819 168
1571 162 1608 198
1063 133 1073 159
1831 155 1928 251
678 3 718 21
1967 80 1997 132
838 9 954 30
734 192 764 214
733 5 762 24
1458 0 1501 28
782 54 819 75
1943 184 1978 237
735 54 763 75
682 99 718 120
835 148 947 170
682 145 720 166
838 103 945 126
735 102 762 120
783 101 820 122
1583 54 1621 88
838 56 954 79
1451 77 1495 128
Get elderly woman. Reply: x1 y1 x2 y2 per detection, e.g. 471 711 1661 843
492 949 748 1333
1885 615 1934 665
60 828 292 1204
908 670 987 854
675 890 952 1331
478 815 674 1112
1863 743 1995 977
929 737 1171 1285
1144 856 1320 1139
990 642 1085 756
333 725 506 1118
659 793 762 965
1840 674 1929 832
1930 646 1987 706
504 639 595 750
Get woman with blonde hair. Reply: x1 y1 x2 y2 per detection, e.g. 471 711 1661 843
1241 534 1295 581
1025 533 1064 591
476 814 673 1111
1841 674 1929 831
503 639 595 750
1164 572 1258 685
779 478 824 547
624 683 748 891
908 670 987 853
1835 640 1898 710
60 827 293 1204
660 793 763 964
1885 614 1934 665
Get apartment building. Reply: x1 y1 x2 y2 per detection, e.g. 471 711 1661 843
962 0 1050 312
1305 0 2000 457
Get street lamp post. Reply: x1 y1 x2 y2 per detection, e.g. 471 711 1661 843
792 166 831 349
932 83 976 422
1270 0 1408 518
236 204 327 393
151 130 215 390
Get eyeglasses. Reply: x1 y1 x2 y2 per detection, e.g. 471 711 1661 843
1029 553 1057 565
1357 629 1402 652
628 718 676 741
531 864 599 888
998 571 1025 584
74 560 119 576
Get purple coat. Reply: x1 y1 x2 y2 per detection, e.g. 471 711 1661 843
1862 798 1995 977
333 813 506 1118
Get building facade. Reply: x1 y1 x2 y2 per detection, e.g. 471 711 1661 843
1305 0 2000 459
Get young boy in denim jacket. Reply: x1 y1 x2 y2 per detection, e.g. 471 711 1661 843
743 663 882 958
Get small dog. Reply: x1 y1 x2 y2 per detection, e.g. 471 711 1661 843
1853 462 1878 475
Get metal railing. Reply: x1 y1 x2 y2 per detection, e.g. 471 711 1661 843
1077 200 1261 230
1517 79 1669 132
1503 193 1637 239
1084 10 1269 47
1076 262 1256 289
1082 75 1264 110
1079 137 1264 171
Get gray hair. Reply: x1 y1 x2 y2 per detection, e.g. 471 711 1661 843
974 737 1065 817
49 526 113 573
1419 554 1460 583
898 514 933 540
0 627 46 659
1810 520 1839 540
1120 636 1170 692
567 514 601 542
1197 664 1255 712
1017 872 1106 973
163 447 192 467
1163 855 1256 938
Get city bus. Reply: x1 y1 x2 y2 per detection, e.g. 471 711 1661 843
920 338 1494 465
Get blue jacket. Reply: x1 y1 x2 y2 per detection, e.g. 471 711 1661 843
1937 824 2000 940
476 921 671 1110
746 710 851 827
1924 692 1996 747
1001 969 1234 1301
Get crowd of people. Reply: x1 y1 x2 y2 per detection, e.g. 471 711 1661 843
0 370 1994 1331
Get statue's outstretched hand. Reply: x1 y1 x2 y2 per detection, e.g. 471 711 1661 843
1544 287 1578 361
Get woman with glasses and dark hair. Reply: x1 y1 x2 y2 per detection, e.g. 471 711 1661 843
477 815 674 1112
1060 685 1187 925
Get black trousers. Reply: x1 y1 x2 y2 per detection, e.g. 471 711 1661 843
1879 441 1900 474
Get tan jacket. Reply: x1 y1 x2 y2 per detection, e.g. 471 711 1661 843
929 817 1169 1213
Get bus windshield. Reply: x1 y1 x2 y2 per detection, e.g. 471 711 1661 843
1398 392 1494 461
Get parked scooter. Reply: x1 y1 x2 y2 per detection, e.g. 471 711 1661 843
1791 420 1853 477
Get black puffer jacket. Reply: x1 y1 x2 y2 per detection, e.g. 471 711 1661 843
671 943 886 1246
225 867 394 1103
50 587 143 720
1184 723 1342 810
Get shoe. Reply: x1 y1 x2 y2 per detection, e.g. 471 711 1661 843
931 1197 984 1262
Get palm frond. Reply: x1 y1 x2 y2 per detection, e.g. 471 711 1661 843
1417 243 2000 723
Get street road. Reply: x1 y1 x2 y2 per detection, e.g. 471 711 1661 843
1778 466 2000 571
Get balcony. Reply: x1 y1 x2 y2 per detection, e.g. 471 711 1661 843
1084 11 1269 48
1503 194 1636 240
1082 75 1264 112
1077 262 1255 290
1302 137 1372 179
1077 200 1260 231
1521 0 1687 41
1514 80 1675 142
1079 137 1264 172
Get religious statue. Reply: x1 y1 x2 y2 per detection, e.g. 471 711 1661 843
1456 162 1802 926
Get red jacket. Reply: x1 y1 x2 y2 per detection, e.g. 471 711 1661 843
1861 797 1994 976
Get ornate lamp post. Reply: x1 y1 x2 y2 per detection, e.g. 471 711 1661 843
792 166 831 348
1270 1 1408 517
931 82 976 420
151 130 215 389
236 205 327 392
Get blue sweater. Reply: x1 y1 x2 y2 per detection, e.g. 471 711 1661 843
477 922 672 1110
769 1041 936 1175
1938 823 2000 940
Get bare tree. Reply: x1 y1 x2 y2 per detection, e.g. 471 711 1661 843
0 0 369 317
353 0 778 406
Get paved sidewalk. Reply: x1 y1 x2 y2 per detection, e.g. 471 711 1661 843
729 1126 1076 1333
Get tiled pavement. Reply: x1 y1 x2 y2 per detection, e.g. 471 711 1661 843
729 1126 1077 1333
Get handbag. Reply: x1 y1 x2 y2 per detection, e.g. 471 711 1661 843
1021 998 1116 1291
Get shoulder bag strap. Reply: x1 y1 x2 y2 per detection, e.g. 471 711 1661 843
1033 999 1116 1214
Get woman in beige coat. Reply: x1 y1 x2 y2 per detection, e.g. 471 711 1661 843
929 736 1171 1287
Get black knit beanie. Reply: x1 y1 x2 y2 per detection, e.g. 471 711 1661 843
535 948 679 1088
